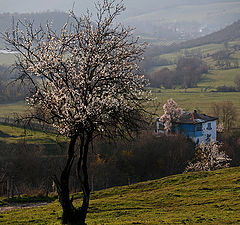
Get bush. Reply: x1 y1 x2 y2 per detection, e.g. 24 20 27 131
89 132 195 189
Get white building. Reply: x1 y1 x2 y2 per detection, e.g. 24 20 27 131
156 110 218 144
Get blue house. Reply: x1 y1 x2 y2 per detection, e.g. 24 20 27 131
156 110 218 144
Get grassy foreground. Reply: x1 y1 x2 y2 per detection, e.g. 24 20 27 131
1 167 240 224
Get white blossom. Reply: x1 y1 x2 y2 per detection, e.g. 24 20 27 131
4 7 151 137
185 141 231 172
160 99 182 132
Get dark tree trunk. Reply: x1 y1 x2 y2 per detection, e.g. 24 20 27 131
53 133 92 225
54 135 82 224
75 132 92 224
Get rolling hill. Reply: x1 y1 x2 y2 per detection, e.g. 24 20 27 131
0 167 240 224
154 20 240 54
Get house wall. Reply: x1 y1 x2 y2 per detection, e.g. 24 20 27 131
175 120 217 144
156 119 217 144
174 124 202 138
192 120 217 144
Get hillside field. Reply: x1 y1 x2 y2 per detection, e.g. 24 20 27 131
1 167 240 224
0 123 62 144
0 101 26 118
147 38 240 124
151 89 240 121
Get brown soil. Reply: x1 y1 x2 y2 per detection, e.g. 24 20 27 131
0 202 49 212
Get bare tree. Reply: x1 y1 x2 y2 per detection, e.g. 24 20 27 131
2 0 151 224
211 102 237 131
234 74 240 91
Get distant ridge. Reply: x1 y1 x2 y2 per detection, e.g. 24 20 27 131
0 11 69 47
180 20 240 47
157 20 240 54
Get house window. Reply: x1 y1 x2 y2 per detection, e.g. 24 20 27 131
196 124 202 132
207 123 212 130
206 134 211 142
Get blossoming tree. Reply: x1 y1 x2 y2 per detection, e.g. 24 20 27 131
3 0 151 223
185 141 231 172
160 98 182 132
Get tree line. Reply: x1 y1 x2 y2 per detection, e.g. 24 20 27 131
1 127 240 196
0 132 195 197
148 57 208 89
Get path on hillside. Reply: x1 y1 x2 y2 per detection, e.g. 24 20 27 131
0 202 49 212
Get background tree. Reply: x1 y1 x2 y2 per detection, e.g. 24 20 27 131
175 57 208 88
91 131 195 189
185 141 231 172
147 57 208 89
3 0 151 224
0 65 29 103
234 74 240 91
211 102 237 131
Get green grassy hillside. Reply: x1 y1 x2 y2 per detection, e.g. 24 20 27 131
0 101 26 117
0 123 61 144
147 32 240 122
1 167 240 224
151 89 240 118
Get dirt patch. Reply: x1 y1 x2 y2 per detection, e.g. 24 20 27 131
0 202 49 212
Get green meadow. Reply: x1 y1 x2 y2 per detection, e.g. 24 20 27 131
0 101 26 118
0 123 64 145
1 167 240 224
1 66 240 129
146 37 240 124
152 89 240 118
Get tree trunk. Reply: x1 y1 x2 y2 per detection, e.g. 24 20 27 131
54 135 85 224
75 132 92 224
53 133 92 225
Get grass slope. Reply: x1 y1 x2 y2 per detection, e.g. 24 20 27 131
150 89 240 123
1 167 240 224
0 101 26 117
0 124 63 144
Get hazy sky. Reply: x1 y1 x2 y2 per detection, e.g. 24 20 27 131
1 0 239 32
0 0 161 15
0 0 93 13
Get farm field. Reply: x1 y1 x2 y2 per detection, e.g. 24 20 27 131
152 89 240 118
0 101 26 118
1 167 240 224
149 68 240 125
147 35 240 125
199 69 239 88
1 70 240 127
0 123 63 144
152 40 240 71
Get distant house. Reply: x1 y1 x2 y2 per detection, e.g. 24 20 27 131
156 110 218 144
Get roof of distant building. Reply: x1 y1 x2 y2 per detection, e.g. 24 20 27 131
174 110 218 124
